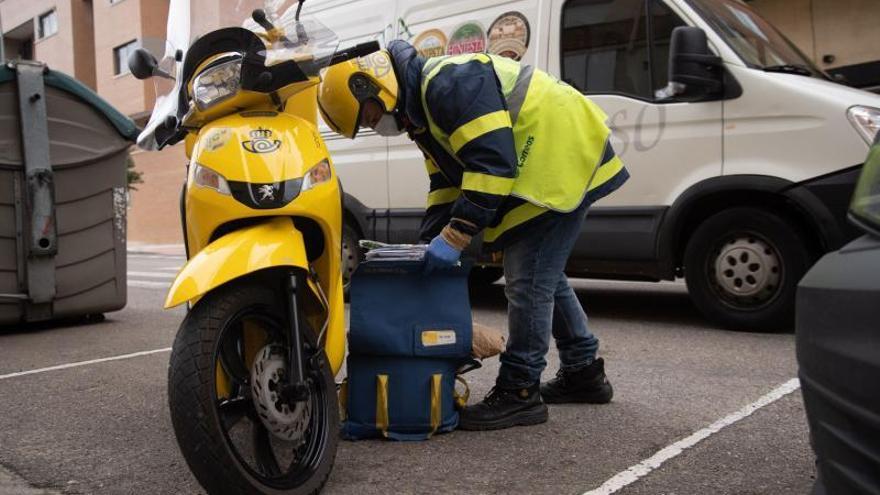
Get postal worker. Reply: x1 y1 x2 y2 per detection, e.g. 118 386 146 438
317 40 629 430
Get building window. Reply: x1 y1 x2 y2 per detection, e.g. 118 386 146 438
38 10 58 39
114 40 139 76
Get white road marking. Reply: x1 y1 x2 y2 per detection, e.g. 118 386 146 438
127 271 176 279
127 254 185 261
128 280 171 289
582 378 802 495
0 348 173 381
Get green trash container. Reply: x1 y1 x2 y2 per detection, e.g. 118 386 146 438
0 60 139 324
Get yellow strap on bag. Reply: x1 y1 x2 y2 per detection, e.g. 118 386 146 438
454 375 470 410
375 374 389 438
429 374 442 436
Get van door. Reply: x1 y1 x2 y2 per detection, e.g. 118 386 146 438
314 0 398 241
548 0 723 274
387 0 545 243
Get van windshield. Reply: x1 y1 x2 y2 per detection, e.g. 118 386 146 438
688 0 825 78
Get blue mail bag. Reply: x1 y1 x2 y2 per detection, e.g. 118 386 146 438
343 260 472 441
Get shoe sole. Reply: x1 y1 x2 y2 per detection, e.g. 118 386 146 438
541 386 614 405
457 405 549 431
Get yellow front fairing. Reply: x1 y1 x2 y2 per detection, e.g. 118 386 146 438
192 111 325 185
176 105 346 374
185 110 332 255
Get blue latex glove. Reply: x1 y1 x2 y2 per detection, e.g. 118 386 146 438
424 234 461 274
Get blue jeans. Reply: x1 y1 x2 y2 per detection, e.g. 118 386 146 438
497 203 599 388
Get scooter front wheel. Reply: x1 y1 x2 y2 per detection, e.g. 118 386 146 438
168 282 339 494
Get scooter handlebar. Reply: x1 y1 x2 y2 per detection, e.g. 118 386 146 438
329 41 381 65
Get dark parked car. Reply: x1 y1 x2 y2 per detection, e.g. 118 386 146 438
796 133 880 494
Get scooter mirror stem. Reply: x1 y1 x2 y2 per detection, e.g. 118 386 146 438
251 9 275 32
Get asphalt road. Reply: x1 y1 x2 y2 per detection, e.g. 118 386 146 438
0 253 816 494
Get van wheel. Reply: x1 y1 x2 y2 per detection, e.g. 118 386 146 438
342 222 362 297
684 207 811 332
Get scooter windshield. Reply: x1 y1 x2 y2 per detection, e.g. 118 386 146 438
138 0 339 150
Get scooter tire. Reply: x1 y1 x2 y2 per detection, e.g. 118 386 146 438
168 282 339 495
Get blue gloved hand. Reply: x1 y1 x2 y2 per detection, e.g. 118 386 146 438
424 234 461 274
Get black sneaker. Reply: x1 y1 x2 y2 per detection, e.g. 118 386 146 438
540 358 613 404
458 383 548 431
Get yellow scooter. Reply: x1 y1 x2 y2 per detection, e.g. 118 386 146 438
130 1 377 492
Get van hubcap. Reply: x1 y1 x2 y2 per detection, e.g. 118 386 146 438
712 236 781 306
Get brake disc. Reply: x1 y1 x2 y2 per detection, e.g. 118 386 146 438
250 345 311 444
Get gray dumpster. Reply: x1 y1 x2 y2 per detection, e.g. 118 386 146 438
0 61 139 325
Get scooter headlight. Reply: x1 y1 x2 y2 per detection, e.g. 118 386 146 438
192 163 231 195
848 106 880 145
193 59 242 111
300 159 332 192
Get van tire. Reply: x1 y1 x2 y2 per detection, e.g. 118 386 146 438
683 207 810 332
342 222 362 298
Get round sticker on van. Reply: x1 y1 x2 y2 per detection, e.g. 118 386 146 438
413 29 448 58
447 21 487 55
487 12 530 61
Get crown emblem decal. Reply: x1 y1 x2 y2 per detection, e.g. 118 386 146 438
242 128 281 154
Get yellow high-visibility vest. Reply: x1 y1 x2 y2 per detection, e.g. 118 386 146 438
420 54 624 242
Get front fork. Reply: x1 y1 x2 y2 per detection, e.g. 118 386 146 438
282 273 312 403
281 269 329 407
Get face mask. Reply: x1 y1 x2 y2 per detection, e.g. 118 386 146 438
373 113 405 137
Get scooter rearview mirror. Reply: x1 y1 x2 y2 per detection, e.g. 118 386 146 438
128 48 159 80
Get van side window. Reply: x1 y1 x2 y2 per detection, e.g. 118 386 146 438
650 0 688 92
561 0 652 98
561 0 686 101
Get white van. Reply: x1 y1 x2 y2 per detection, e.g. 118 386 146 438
309 0 880 330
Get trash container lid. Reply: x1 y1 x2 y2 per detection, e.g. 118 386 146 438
0 63 140 142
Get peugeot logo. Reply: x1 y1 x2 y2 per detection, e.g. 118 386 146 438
257 184 276 202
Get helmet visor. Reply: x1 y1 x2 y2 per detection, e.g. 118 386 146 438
318 84 361 139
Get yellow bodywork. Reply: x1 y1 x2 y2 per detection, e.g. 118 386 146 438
183 108 332 255
166 85 347 375
164 217 308 309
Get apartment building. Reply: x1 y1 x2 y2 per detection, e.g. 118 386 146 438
1 0 96 88
1 0 879 244
1 0 169 116
1 0 180 245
